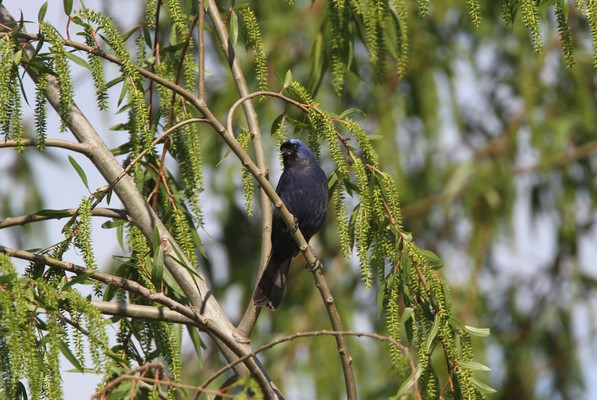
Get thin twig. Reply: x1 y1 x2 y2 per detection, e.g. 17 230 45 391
91 300 195 325
0 245 205 325
0 207 128 229
200 330 418 397
91 362 166 399
0 138 91 154
225 90 309 139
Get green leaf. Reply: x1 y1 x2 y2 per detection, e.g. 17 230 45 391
460 360 491 371
393 367 424 399
283 70 293 88
377 279 386 316
152 242 164 288
471 377 497 393
101 219 126 229
270 113 286 136
59 340 84 372
13 50 22 66
464 325 491 337
400 307 414 324
34 209 71 217
64 51 91 70
68 156 89 190
426 316 440 353
230 11 239 46
418 247 444 270
186 325 205 358
339 108 365 118
62 272 95 290
63 0 73 15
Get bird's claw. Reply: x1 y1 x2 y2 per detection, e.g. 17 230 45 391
306 258 323 272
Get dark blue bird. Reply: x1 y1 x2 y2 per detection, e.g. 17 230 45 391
253 139 328 310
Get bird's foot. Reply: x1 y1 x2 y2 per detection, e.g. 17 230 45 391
306 258 323 272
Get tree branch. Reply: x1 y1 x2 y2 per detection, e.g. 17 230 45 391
201 330 419 399
91 300 195 325
0 138 91 155
0 207 128 229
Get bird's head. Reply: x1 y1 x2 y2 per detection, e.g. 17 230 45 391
280 139 318 168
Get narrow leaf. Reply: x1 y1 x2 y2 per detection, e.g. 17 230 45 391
400 307 414 324
34 209 71 217
230 11 239 46
464 325 491 337
186 325 205 358
152 244 164 288
283 70 293 88
418 247 444 270
63 0 73 15
426 316 441 353
471 377 497 393
460 360 491 371
68 155 89 189
64 51 91 70
393 367 424 399
59 341 84 372
101 219 126 229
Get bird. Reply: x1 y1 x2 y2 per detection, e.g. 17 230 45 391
253 139 328 310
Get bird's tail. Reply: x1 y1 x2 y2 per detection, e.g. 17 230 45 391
253 256 292 310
